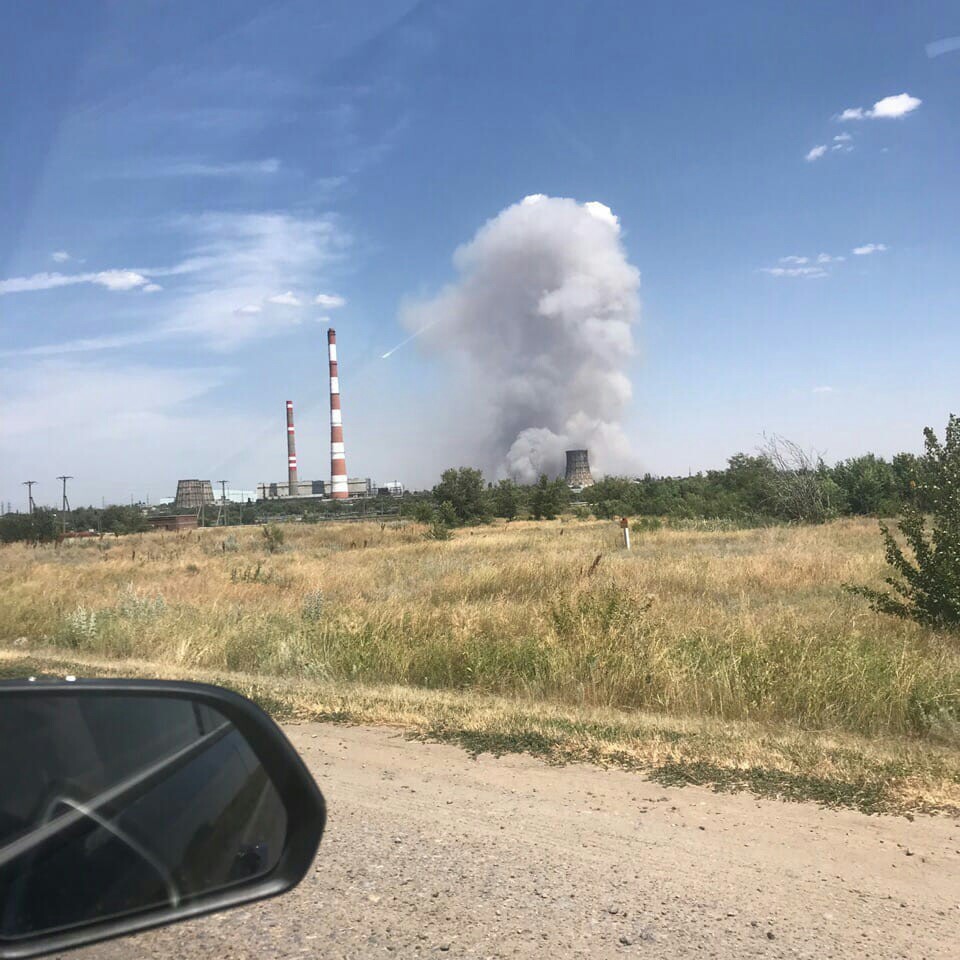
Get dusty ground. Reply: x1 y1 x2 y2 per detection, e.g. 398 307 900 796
71 722 960 959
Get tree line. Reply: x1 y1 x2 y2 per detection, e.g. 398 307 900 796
0 433 942 540
411 438 933 528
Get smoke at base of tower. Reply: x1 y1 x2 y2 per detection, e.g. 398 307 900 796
400 194 640 482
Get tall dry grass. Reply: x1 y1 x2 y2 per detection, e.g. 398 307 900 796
1 519 958 741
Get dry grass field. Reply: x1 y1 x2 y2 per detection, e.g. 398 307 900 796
1 518 958 812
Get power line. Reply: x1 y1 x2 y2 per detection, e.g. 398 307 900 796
22 481 37 514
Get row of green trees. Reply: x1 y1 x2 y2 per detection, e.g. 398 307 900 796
582 440 934 526
0 504 151 543
409 443 932 529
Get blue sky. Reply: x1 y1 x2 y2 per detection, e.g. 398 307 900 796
2 0 958 506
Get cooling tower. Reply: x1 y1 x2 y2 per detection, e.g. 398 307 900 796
564 449 594 489
174 479 215 509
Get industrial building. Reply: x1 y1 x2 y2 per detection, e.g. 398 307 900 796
258 480 326 500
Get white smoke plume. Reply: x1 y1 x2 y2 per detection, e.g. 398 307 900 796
401 194 640 481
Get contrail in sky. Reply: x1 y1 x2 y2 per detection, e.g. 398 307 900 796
926 36 960 57
381 317 443 359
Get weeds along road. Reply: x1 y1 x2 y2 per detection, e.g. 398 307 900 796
79 723 958 960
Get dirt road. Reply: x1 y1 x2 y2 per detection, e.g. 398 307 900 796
79 722 958 959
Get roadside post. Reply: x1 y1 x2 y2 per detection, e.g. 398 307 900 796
620 516 631 551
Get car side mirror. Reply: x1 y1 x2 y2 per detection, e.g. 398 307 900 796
0 678 325 959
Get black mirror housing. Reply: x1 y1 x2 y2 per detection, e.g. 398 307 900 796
0 679 325 959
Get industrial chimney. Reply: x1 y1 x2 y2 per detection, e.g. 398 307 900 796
564 449 594 489
328 328 349 499
286 400 298 494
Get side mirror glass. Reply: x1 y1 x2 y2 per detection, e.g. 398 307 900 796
0 680 325 959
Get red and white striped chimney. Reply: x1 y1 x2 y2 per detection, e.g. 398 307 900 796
286 400 299 493
328 328 348 499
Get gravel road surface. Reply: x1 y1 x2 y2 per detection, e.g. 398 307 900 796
76 722 958 959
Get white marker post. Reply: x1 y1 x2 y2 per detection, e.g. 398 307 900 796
620 516 631 551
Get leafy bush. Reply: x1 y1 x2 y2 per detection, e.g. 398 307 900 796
426 518 453 541
62 606 99 646
849 415 960 630
116 584 167 620
261 524 285 553
411 501 437 524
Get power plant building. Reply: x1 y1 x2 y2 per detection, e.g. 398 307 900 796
257 480 326 500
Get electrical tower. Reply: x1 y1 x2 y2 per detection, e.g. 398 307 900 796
56 475 73 534
217 480 229 526
23 481 37 514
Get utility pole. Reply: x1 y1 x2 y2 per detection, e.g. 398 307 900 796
217 480 229 526
56 475 73 535
23 481 37 514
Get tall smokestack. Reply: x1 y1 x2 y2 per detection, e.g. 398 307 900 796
328 328 348 499
286 400 298 492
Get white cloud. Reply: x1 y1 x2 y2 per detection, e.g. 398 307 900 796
126 158 282 178
779 255 808 265
6 212 349 356
833 133 853 143
816 253 844 264
761 266 828 278
51 251 71 263
805 144 828 162
314 292 346 308
812 386 834 394
155 211 347 349
838 93 922 121
869 93 922 118
852 243 887 256
267 291 301 306
142 283 163 293
0 269 149 295
96 270 149 291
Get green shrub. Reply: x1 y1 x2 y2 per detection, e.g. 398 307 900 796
116 584 166 620
849 415 960 631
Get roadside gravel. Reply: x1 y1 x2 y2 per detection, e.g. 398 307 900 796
76 722 959 959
